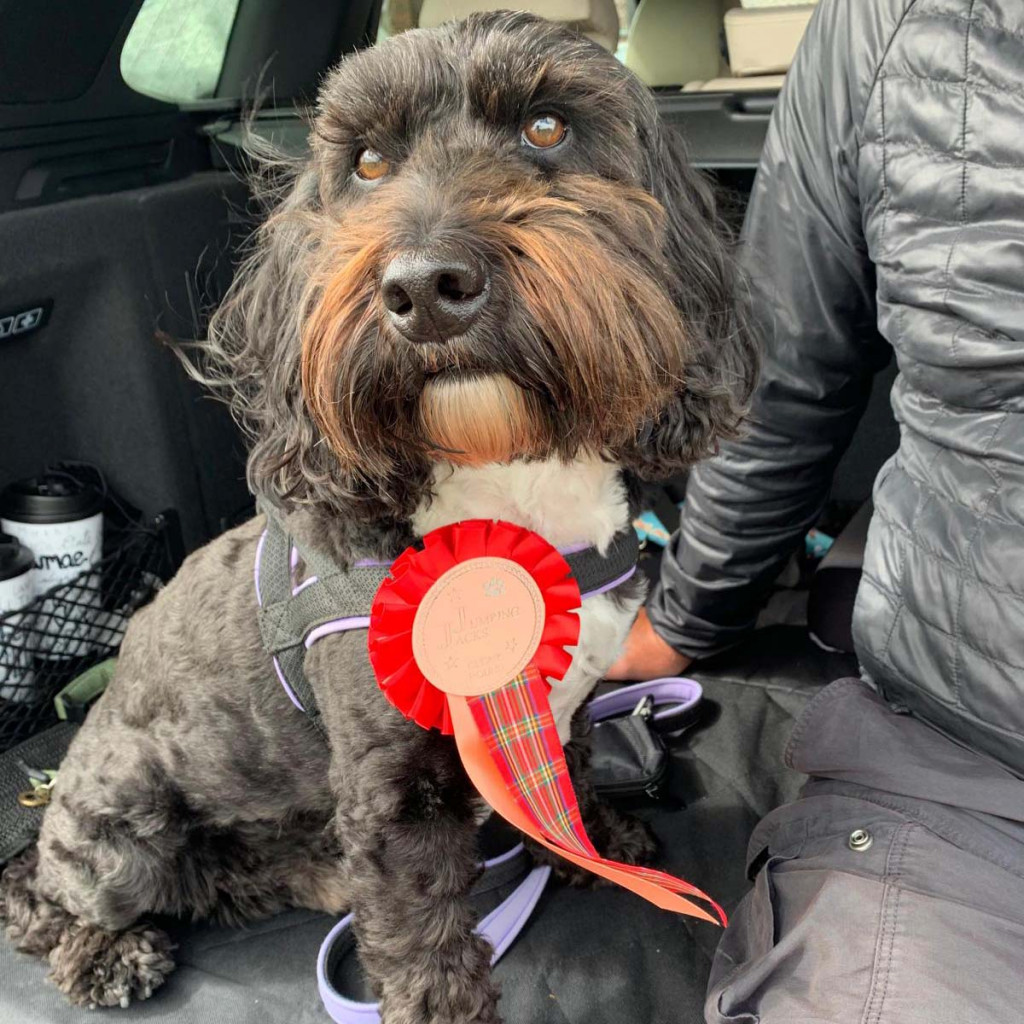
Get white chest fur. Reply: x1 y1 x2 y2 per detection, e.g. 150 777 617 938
412 455 642 743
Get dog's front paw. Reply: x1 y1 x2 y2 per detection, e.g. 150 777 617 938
379 932 501 1024
527 806 659 887
48 921 176 1008
383 992 501 1024
600 809 658 867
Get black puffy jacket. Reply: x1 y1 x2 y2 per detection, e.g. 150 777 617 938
650 0 1024 774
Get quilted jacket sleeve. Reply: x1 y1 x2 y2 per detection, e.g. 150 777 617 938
648 0 904 659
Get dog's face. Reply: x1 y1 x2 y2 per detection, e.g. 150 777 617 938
208 12 757 523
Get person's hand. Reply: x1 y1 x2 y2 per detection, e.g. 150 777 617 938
606 607 692 681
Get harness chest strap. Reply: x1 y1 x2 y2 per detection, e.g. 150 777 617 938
254 508 640 733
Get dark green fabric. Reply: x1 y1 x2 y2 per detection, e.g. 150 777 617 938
53 660 117 722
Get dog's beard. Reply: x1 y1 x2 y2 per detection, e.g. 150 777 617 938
300 173 689 480
418 373 546 465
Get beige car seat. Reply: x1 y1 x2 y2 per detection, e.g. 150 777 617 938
624 0 815 91
724 4 816 76
418 0 620 52
623 0 723 87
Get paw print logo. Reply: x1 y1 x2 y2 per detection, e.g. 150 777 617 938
483 577 505 598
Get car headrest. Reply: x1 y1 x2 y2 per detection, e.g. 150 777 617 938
624 0 724 88
418 0 620 53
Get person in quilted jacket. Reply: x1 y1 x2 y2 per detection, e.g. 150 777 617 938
612 0 1024 1019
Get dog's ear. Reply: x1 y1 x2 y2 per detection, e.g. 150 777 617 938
188 161 409 525
623 122 760 479
199 165 323 507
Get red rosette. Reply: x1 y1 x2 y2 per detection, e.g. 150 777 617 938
368 520 582 734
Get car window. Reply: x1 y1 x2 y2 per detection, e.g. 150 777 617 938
120 0 241 104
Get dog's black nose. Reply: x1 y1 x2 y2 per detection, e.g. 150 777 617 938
381 251 489 342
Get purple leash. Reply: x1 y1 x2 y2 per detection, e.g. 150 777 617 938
316 678 703 1024
317 848 550 1024
587 676 703 733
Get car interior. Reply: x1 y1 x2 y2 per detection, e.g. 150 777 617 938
0 2 902 1021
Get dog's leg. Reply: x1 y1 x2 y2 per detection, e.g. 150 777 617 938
526 704 657 886
3 739 341 1009
200 816 349 925
0 843 176 1009
4 746 213 1007
3 757 188 1009
334 738 499 1024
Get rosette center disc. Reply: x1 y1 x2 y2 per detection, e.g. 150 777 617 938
411 556 546 697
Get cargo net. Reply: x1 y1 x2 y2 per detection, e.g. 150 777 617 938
0 514 174 753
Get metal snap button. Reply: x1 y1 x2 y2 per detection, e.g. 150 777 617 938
849 828 873 852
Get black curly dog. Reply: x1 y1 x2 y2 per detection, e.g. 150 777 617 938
1 13 756 1021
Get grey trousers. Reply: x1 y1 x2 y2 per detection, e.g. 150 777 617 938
705 679 1024 1024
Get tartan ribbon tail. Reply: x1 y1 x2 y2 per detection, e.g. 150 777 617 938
454 668 726 927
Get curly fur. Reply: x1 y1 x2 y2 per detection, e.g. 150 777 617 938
0 846 176 1008
2 13 757 1023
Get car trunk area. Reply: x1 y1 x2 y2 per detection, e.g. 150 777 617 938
0 2 889 1021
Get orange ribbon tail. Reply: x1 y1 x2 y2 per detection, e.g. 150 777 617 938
448 694 726 926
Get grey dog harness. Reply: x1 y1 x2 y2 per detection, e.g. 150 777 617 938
254 508 640 737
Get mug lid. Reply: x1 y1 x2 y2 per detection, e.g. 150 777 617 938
0 532 34 582
0 474 103 524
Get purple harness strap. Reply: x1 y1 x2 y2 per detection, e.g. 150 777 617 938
253 530 639 709
254 529 308 712
315 678 703 1024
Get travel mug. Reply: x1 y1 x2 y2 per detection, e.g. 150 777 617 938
0 533 36 701
1 474 104 660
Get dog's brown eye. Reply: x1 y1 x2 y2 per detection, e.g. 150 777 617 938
522 114 566 150
354 148 390 181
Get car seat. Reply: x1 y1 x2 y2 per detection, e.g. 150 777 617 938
418 0 620 52
624 0 816 92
